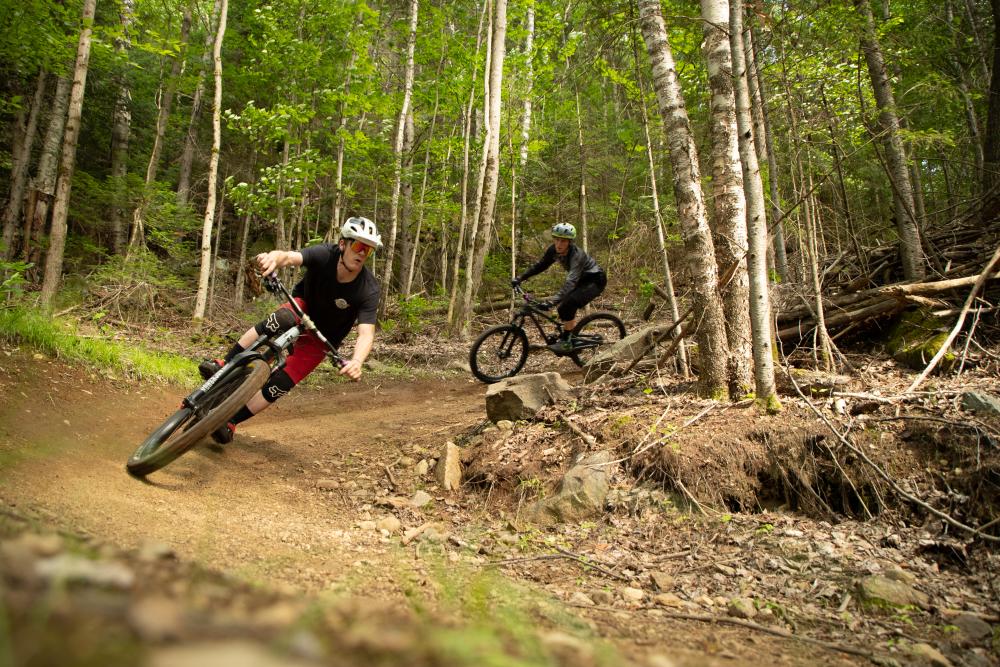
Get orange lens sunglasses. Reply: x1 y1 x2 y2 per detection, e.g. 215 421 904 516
349 240 374 256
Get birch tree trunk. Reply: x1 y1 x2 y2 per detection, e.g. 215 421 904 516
748 22 788 280
24 76 71 270
446 0 489 326
398 109 416 293
40 0 97 309
731 0 779 409
512 3 535 280
701 0 752 398
638 0 729 399
193 0 227 320
177 0 223 207
633 25 688 375
459 0 506 338
857 0 925 280
109 0 133 255
575 85 589 253
379 0 419 317
2 71 46 259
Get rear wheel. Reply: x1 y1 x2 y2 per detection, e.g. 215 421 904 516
126 359 270 477
470 324 530 383
571 313 626 367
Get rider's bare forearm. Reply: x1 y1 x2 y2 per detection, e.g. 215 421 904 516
352 324 375 364
256 250 303 276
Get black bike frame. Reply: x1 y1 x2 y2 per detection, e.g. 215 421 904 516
182 275 344 411
508 286 606 353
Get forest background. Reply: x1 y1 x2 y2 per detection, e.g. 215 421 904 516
0 0 997 392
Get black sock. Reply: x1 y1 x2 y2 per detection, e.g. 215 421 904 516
560 330 571 340
224 342 245 363
230 405 254 425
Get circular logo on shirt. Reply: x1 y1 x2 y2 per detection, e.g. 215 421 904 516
335 298 349 309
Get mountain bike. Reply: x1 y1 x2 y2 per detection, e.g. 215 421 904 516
469 285 626 383
126 275 343 477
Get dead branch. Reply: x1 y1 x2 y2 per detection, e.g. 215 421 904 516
573 605 881 663
787 365 1000 543
907 244 1000 393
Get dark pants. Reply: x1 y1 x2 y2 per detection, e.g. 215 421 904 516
557 271 607 322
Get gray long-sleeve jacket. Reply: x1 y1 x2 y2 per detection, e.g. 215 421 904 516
517 243 602 302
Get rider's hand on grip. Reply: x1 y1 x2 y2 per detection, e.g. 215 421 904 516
510 278 521 288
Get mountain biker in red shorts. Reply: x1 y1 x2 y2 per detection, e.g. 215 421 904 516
198 216 381 443
511 222 607 353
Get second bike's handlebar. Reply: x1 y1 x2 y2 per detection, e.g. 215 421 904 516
262 274 346 368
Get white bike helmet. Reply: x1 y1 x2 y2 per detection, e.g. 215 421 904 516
551 222 577 239
340 216 383 248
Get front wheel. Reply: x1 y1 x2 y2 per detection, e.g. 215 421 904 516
470 324 529 383
571 313 627 368
126 359 270 477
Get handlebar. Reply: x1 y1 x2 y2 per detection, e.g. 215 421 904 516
262 274 346 367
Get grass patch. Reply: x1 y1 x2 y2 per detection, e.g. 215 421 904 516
0 306 195 384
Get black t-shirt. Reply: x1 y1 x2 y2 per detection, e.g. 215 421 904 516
291 244 380 346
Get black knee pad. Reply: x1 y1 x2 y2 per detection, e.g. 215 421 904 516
261 368 296 403
255 307 298 337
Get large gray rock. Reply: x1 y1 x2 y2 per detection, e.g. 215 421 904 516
962 391 1000 417
485 372 574 422
525 451 614 525
856 575 930 609
584 324 672 381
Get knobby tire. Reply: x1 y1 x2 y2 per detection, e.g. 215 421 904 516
470 324 530 383
571 313 627 367
126 359 270 477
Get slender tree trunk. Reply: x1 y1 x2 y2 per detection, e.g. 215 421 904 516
633 19 688 376
23 76 71 271
193 0 227 320
638 0 729 399
2 71 46 259
857 0 925 280
447 0 489 326
40 0 96 309
805 173 833 370
702 0 752 398
109 0 133 255
575 84 589 253
730 0 779 409
405 75 442 297
513 3 535 280
177 0 223 207
326 51 358 241
749 22 788 280
128 4 193 254
980 0 1000 221
379 0 419 317
398 109 416 292
963 0 992 79
460 0 506 338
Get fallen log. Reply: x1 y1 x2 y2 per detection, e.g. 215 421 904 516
778 271 1000 323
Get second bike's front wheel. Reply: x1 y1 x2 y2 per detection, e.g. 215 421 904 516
126 359 270 477
571 313 627 368
469 324 530 383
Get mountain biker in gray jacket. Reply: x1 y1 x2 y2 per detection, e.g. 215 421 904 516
511 222 607 353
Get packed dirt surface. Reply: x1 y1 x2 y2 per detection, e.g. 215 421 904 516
0 350 482 591
2 347 999 667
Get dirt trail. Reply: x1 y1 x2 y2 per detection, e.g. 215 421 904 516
0 352 483 593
